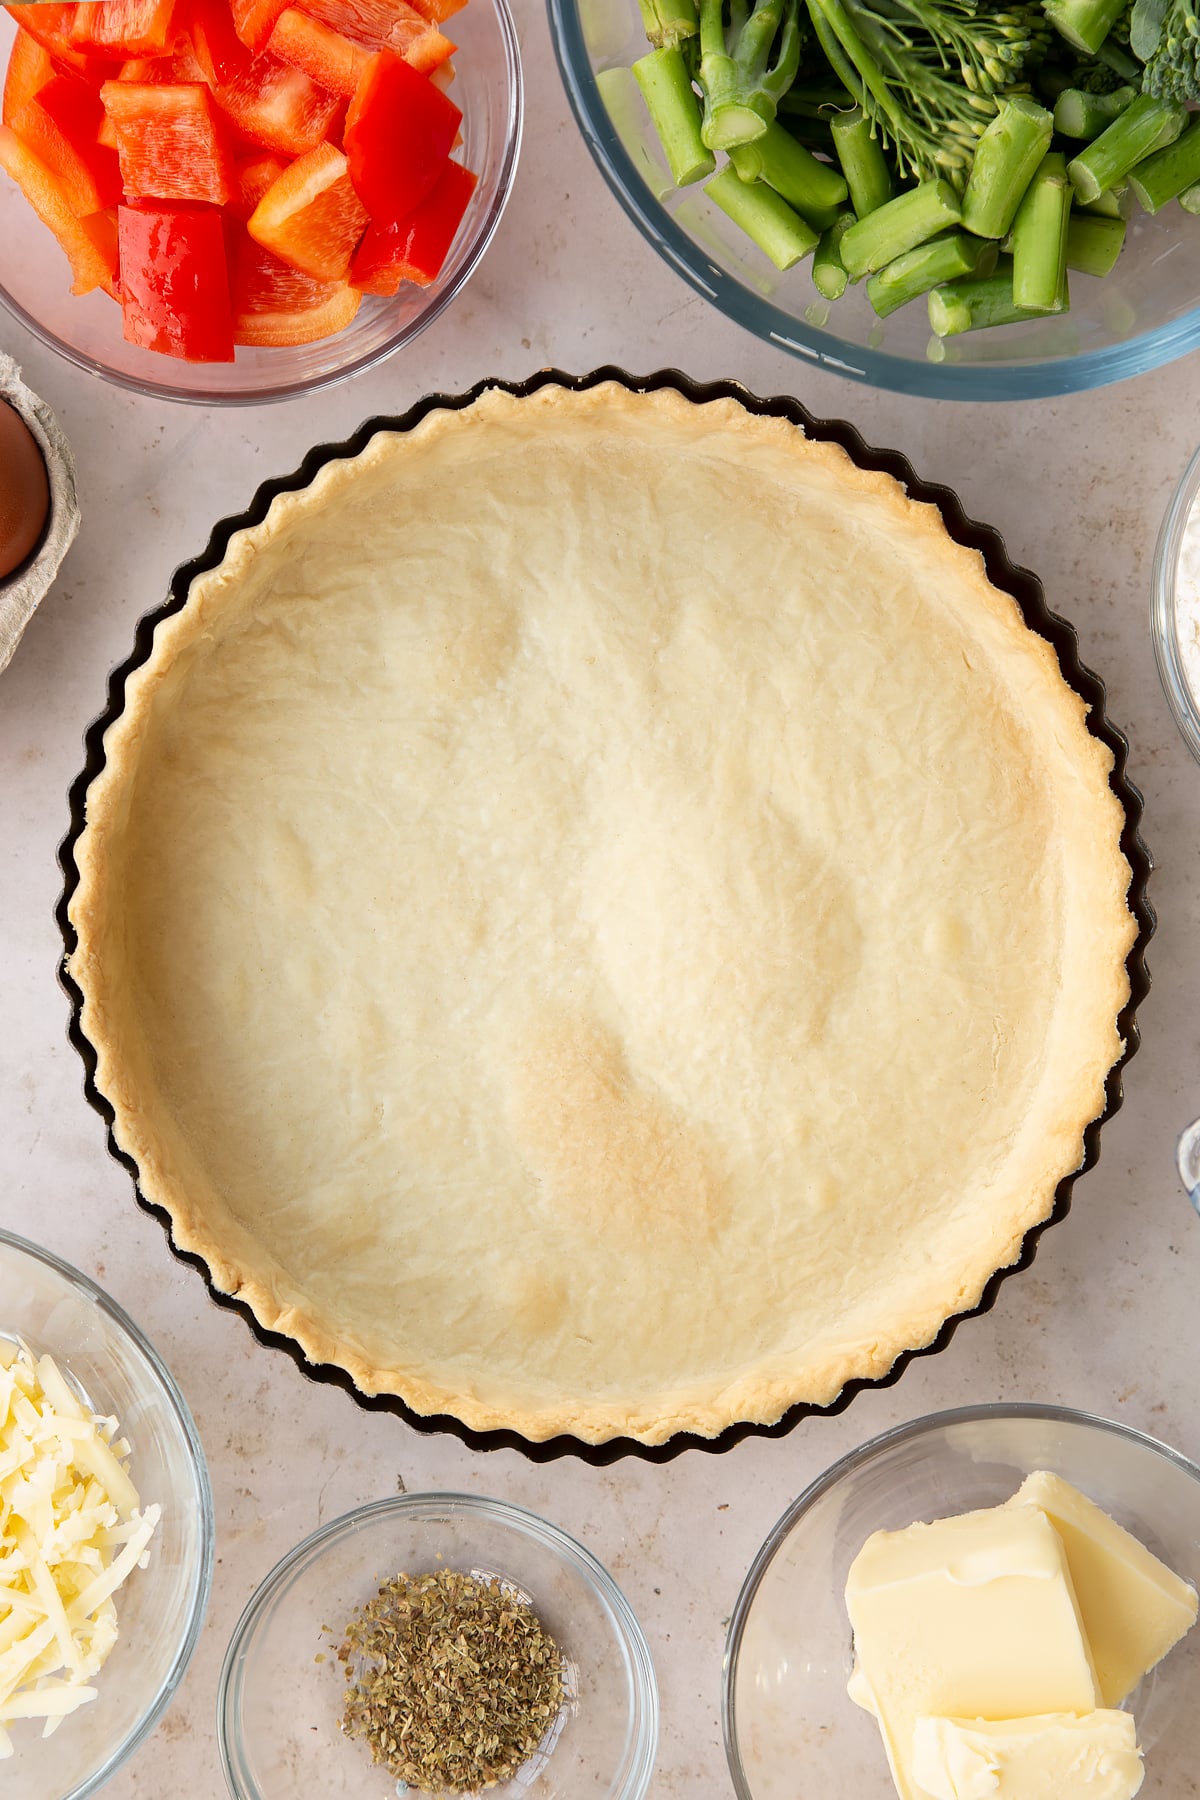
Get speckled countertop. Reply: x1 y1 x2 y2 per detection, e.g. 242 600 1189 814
3 8 1200 1798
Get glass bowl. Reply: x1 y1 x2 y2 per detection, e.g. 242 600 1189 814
547 0 1200 400
723 1404 1200 1799
218 1492 659 1798
0 1227 214 1799
0 0 522 404
1151 443 1200 766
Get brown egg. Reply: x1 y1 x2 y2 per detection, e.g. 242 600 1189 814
0 399 51 581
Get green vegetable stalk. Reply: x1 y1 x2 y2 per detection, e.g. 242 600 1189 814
1065 210 1127 273
637 0 699 51
840 178 962 278
961 96 1054 239
811 210 856 296
706 164 820 266
1012 151 1072 311
928 264 1064 336
1127 116 1200 211
866 230 996 317
731 121 848 226
634 49 715 185
1044 0 1131 54
1053 84 1137 139
830 107 894 218
1067 92 1190 201
698 0 804 151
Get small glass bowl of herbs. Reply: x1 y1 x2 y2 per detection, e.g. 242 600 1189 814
217 1493 658 1799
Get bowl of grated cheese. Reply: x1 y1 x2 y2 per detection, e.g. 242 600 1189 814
0 1227 213 1798
1152 443 1200 767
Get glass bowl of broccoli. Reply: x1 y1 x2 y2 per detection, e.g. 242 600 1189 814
548 0 1200 399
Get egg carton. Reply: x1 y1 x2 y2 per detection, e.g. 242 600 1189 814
0 352 80 675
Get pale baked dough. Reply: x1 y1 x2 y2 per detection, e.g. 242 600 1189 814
68 383 1136 1445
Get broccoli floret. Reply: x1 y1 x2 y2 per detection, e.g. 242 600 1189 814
804 0 1048 186
1137 1 1200 103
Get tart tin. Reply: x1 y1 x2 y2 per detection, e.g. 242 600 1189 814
56 367 1154 1466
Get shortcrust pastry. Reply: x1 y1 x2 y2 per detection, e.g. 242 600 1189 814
68 383 1136 1444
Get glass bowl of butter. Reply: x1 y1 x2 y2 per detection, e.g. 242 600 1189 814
723 1404 1200 1800
0 1227 213 1798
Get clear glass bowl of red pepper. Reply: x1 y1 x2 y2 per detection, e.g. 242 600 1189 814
0 0 521 403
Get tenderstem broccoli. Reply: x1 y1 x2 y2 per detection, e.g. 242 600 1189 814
1134 0 1200 103
698 0 805 151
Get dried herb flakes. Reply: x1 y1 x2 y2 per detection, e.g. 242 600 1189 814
337 1567 564 1792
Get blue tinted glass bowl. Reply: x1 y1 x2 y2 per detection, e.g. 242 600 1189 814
547 0 1200 400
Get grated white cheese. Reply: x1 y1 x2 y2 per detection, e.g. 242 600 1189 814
0 1340 160 1756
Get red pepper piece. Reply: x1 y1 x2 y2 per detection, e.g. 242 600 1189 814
2 30 54 127
4 6 101 77
209 41 341 156
117 44 207 80
344 48 458 222
117 200 235 358
265 8 369 98
14 73 123 213
228 146 289 215
101 79 235 203
247 138 365 277
0 123 119 292
349 152 473 293
185 0 247 85
228 0 288 52
299 0 453 72
408 0 464 23
228 223 359 342
71 0 181 58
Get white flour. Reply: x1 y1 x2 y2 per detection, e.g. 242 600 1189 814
1177 490 1200 703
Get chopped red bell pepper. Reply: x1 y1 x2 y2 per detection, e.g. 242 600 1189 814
264 8 368 98
13 72 122 213
117 44 207 81
117 200 235 358
101 78 235 203
2 29 54 128
408 0 465 23
344 48 458 223
246 137 365 277
229 225 359 342
228 0 287 51
209 42 340 155
228 145 288 215
184 0 246 85
0 123 118 291
4 6 101 78
350 152 473 293
300 0 453 72
71 0 181 58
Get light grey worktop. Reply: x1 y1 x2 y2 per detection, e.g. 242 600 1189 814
2 6 1200 1795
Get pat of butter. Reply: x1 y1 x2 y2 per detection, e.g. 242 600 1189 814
1009 1471 1198 1706
845 1505 1100 1800
911 1712 1144 1800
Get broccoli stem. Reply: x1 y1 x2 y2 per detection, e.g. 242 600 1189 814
633 49 715 186
1012 151 1072 312
811 210 856 297
1181 182 1200 216
961 96 1054 241
706 164 820 267
840 178 962 279
1083 183 1132 217
866 231 996 319
637 0 699 51
1044 0 1131 55
1053 86 1137 141
730 121 848 227
830 107 894 218
928 264 1064 337
1067 94 1190 202
698 0 802 151
1065 210 1127 275
1128 117 1200 213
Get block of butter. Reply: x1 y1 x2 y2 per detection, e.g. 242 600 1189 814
1010 1471 1198 1706
845 1504 1100 1800
910 1712 1144 1800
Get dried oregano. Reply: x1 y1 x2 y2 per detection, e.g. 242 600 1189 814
336 1568 564 1792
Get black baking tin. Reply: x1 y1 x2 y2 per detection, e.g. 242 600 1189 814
56 367 1154 1467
